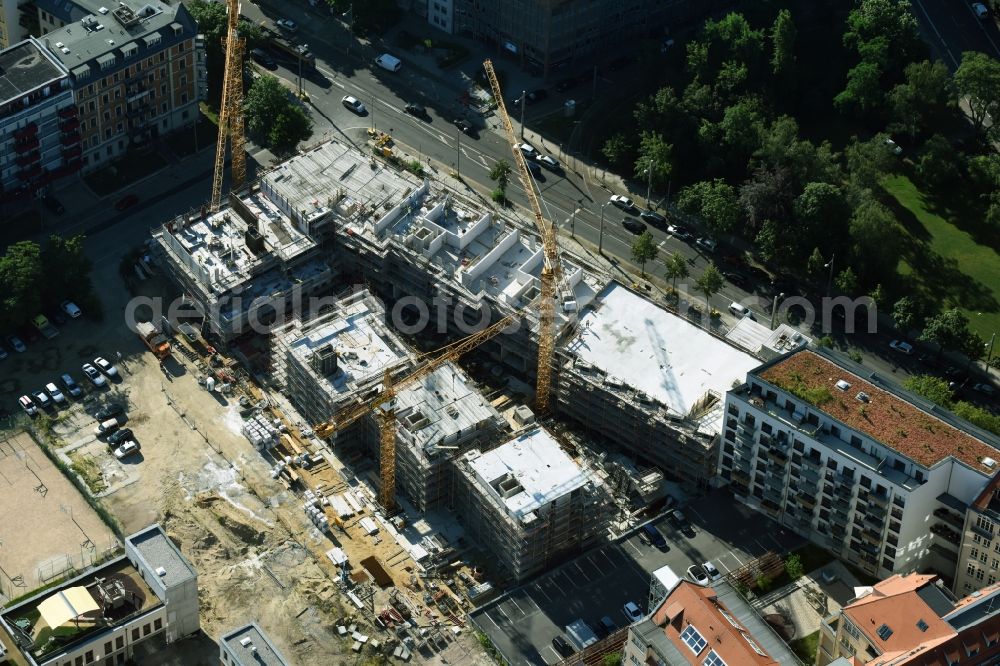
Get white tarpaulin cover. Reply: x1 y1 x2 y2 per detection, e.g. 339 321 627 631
37 587 99 628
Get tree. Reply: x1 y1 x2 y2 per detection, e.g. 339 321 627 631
41 235 91 306
954 51 1000 137
845 134 897 193
793 182 850 255
785 553 804 580
892 296 921 334
602 133 635 172
635 132 673 192
806 247 826 278
952 401 1000 436
664 252 690 291
920 308 984 360
696 264 725 310
631 231 658 276
915 134 961 190
842 0 922 69
489 159 513 197
848 197 901 285
739 167 794 233
603 654 623 666
188 0 228 107
244 75 312 153
770 9 797 77
834 61 884 114
903 375 954 406
0 241 44 329
868 283 885 307
677 179 740 234
889 60 956 140
719 98 764 167
835 267 859 294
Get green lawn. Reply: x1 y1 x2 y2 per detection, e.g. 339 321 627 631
790 630 820 665
882 174 1000 341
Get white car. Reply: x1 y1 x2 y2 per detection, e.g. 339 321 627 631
973 2 989 19
537 155 560 171
82 363 106 387
885 137 903 155
60 300 82 318
609 194 635 211
275 18 297 32
702 561 722 582
667 224 692 240
622 601 643 623
18 395 37 416
113 440 140 460
94 356 119 377
44 382 66 404
889 340 913 355
687 564 709 585
516 143 538 160
341 95 366 114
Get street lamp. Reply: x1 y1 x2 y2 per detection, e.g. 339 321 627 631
599 201 610 254
645 164 653 207
456 126 461 177
519 90 526 140
569 208 580 237
986 331 996 366
824 252 836 295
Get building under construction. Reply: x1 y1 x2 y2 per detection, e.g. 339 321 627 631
453 427 612 583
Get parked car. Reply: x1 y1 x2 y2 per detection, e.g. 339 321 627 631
622 218 646 234
404 103 427 118
341 95 366 114
551 635 574 658
454 119 476 136
667 508 695 537
113 440 141 460
609 194 636 211
639 523 668 550
639 210 667 227
598 616 617 636
46 308 67 326
973 382 996 397
515 142 538 160
973 2 989 19
889 340 913 355
44 382 66 404
31 390 51 410
82 363 107 387
666 224 691 241
115 194 139 211
95 403 124 421
93 356 119 377
6 335 26 353
61 373 83 398
687 564 709 585
527 161 542 179
702 561 722 582
696 237 717 252
19 395 37 416
537 155 560 171
0 344 7 360
250 48 277 69
94 418 120 436
275 18 297 32
622 601 643 623
43 195 65 214
107 428 134 446
61 300 82 318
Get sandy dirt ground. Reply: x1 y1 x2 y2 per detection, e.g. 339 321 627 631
0 431 118 598
0 241 492 665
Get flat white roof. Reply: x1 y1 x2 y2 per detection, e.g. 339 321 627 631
567 283 759 417
469 428 588 520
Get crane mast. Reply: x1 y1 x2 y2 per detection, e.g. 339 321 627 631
481 59 560 414
210 0 247 212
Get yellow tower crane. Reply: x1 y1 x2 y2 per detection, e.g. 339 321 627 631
313 306 527 511
210 0 247 212
481 59 561 414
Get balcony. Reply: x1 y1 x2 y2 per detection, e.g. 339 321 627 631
802 455 822 470
732 468 751 484
15 151 40 167
13 122 38 140
62 145 82 160
863 511 886 529
833 484 854 500
15 136 39 153
59 117 80 132
763 488 783 505
930 523 961 542
57 105 78 119
929 543 958 561
17 164 41 180
869 491 890 507
860 528 881 545
60 132 81 146
799 493 817 509
933 508 964 530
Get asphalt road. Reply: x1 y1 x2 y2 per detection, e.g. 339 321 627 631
470 490 804 666
910 0 1000 68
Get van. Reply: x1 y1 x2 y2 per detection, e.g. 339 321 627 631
94 418 120 436
728 302 751 318
375 53 402 72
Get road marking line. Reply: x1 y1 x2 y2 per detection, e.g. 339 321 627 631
481 613 500 630
508 598 524 615
495 606 510 623
730 550 745 566
533 583 553 603
625 540 643 557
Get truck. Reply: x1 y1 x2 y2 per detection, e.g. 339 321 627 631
32 314 59 339
564 618 599 650
136 321 171 360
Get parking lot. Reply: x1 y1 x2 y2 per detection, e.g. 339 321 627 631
471 490 803 666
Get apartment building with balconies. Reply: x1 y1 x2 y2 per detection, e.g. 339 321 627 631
35 0 204 171
952 472 1000 596
718 347 1000 584
0 36 75 200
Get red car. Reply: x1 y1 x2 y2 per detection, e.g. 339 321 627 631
115 194 139 211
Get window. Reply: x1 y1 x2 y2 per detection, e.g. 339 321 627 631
972 548 980 560
104 641 112 654
843 620 861 640
969 562 978 576
116 637 124 649
993 559 999 570
132 628 140 640
154 618 162 630
990 575 997 586
680 625 707 654
86 650 94 663
978 515 995 535
982 552 989 565
977 568 985 582
703 650 727 666
143 623 151 636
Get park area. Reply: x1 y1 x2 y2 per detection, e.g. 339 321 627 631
0 431 118 601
